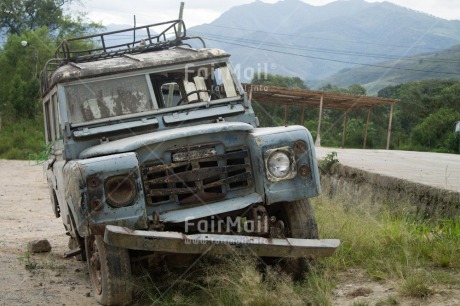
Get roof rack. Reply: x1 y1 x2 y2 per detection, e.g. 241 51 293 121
56 20 189 63
40 20 206 94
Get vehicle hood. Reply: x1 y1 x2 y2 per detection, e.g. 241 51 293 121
79 122 254 159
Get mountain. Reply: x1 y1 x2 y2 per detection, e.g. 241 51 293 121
187 0 460 83
320 44 460 94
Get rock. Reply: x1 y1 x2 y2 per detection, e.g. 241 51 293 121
85 292 91 297
27 239 52 253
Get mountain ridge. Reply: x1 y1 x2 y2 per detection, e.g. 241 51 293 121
188 0 460 83
318 44 460 94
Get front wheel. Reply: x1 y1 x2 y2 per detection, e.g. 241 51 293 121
85 235 132 305
278 199 319 279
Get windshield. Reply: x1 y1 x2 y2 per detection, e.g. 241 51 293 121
65 63 241 125
150 63 240 108
66 75 153 124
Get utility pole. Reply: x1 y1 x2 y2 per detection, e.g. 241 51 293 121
178 2 185 36
133 15 136 48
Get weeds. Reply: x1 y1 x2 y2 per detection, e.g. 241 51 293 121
375 296 399 305
133 192 459 305
315 194 460 300
19 251 38 271
399 270 433 298
18 251 66 274
28 142 52 164
319 151 339 173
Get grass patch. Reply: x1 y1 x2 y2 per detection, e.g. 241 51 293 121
132 194 460 305
0 117 45 160
399 270 433 298
134 256 318 305
18 251 66 273
375 296 399 305
18 251 38 271
314 194 460 297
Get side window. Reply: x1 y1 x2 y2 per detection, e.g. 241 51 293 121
52 93 62 140
43 100 53 143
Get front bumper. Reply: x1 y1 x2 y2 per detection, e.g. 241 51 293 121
104 225 340 258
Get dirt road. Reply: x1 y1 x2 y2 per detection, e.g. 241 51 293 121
0 160 97 306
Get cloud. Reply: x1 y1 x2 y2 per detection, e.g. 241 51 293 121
70 0 460 28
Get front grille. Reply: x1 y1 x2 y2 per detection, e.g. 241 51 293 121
142 146 252 206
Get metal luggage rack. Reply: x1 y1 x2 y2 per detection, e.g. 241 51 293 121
40 20 206 94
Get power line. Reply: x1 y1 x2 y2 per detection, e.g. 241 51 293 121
198 23 457 53
203 37 460 76
189 30 460 64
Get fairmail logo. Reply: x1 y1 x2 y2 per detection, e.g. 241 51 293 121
184 215 268 234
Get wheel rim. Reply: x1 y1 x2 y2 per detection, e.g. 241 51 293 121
88 237 102 294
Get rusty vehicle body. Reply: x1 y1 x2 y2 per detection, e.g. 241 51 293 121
40 20 339 305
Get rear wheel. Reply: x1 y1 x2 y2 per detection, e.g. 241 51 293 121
278 199 318 279
85 235 132 305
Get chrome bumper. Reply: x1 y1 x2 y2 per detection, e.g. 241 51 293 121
104 225 340 258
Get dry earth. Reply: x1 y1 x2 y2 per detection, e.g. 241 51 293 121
0 160 96 306
0 159 459 305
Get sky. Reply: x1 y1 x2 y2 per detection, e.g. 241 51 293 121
70 0 460 28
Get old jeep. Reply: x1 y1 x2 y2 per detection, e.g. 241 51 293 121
41 20 339 305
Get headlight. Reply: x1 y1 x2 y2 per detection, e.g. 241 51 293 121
104 175 137 208
264 147 297 181
268 152 291 178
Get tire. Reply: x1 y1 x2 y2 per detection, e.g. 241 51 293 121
85 235 132 305
282 199 318 240
279 199 318 279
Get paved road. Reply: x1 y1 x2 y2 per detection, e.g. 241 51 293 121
315 148 460 193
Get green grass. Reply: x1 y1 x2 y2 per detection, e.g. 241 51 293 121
315 194 460 302
132 193 460 305
0 117 45 160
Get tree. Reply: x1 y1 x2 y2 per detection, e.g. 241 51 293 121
410 108 460 150
0 1 102 121
252 74 308 89
0 0 101 38
0 27 54 119
378 79 460 152
318 83 346 93
347 84 366 96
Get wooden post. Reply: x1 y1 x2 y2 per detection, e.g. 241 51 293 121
315 94 324 147
341 110 348 148
248 85 253 103
363 108 371 149
300 104 305 126
284 104 288 127
386 102 394 150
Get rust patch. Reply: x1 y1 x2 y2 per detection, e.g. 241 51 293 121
89 224 105 236
294 140 307 153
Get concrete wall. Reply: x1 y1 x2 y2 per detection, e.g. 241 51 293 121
320 163 460 219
